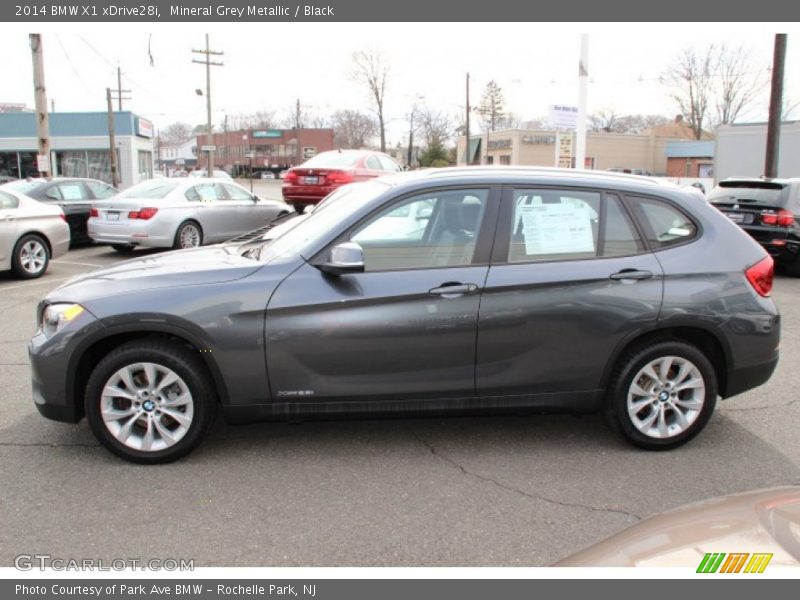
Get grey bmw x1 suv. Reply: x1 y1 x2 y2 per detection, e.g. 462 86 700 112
29 168 780 463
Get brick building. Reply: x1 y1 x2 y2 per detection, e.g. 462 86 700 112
196 127 334 175
665 141 714 178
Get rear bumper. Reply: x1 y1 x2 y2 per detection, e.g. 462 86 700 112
88 218 174 248
723 352 779 398
281 184 336 204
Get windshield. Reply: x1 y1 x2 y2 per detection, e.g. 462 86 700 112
120 180 179 199
258 181 390 262
2 179 42 194
709 181 789 207
301 152 362 169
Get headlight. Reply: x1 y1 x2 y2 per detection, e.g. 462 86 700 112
41 303 85 338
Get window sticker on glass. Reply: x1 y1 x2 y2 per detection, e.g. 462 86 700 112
520 203 595 255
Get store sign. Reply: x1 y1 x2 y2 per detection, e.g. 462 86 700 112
303 146 317 159
136 118 154 138
253 129 282 138
522 135 556 145
548 104 579 129
556 132 574 168
487 139 512 151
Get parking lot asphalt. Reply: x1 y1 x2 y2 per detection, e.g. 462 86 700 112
1 242 799 568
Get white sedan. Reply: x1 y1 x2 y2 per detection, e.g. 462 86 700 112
0 188 70 279
88 178 291 252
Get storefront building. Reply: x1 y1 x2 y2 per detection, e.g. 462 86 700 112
196 127 334 175
0 111 155 189
457 125 699 175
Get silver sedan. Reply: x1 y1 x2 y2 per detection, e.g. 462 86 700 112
0 187 70 279
88 178 292 252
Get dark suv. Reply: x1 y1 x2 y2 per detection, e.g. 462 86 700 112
29 168 780 463
709 178 800 276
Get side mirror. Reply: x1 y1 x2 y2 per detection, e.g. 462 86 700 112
318 241 365 275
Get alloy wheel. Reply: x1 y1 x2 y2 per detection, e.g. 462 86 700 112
626 355 705 439
179 224 201 248
20 240 47 274
100 362 194 452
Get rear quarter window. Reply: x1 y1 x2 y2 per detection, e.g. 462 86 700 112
628 196 697 250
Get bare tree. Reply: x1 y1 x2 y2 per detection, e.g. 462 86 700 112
501 112 525 129
161 121 192 143
783 96 800 120
331 109 377 149
351 50 389 152
588 109 620 132
476 80 506 131
664 46 715 139
714 44 767 126
230 110 279 130
417 107 453 148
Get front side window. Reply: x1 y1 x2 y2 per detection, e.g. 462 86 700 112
351 188 488 271
187 183 226 202
507 189 643 263
629 196 697 249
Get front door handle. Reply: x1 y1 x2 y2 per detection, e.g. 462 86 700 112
609 269 653 281
429 282 479 297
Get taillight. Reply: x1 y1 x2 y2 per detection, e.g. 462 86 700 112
89 208 99 218
59 213 67 222
283 171 299 184
761 209 795 227
745 256 774 297
128 207 158 220
326 170 355 184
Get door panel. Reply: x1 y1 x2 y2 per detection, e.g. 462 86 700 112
476 255 663 396
266 262 488 401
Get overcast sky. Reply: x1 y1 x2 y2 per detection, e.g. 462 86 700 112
2 23 799 145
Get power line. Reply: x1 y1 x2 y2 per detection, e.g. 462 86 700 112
55 34 95 97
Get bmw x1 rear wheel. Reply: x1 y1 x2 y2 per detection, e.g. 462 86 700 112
85 340 215 463
606 340 717 450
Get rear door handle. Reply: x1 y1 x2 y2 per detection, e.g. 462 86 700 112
609 269 653 281
429 282 479 297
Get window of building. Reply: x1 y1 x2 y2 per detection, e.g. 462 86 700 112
0 152 20 179
138 150 153 182
499 155 511 165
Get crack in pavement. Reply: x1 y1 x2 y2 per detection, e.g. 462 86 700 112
720 397 799 413
0 441 99 448
406 426 643 522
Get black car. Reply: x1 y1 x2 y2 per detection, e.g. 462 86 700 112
709 178 800 276
30 167 779 463
1 177 117 244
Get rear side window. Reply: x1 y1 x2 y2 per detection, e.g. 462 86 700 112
378 156 401 172
0 191 19 209
507 189 643 263
628 196 697 249
366 156 382 170
86 181 117 199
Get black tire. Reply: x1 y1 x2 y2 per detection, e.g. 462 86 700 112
111 244 135 254
605 340 717 450
784 256 800 277
174 220 203 249
293 203 309 214
84 340 216 464
11 233 50 279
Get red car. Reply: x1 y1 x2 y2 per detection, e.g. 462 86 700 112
281 149 402 212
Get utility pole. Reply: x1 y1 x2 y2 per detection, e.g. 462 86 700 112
465 72 470 165
407 105 416 169
765 33 787 179
295 98 302 166
575 34 589 170
116 64 128 111
29 34 51 177
192 34 223 177
50 99 54 112
106 87 119 188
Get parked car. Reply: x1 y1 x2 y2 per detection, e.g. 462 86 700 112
708 178 800 276
259 171 276 180
0 188 70 279
556 486 800 568
87 178 291 252
282 149 402 212
0 177 117 245
607 167 654 176
189 169 233 180
31 167 779 463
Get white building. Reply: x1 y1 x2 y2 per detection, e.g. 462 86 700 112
158 137 198 174
715 121 800 180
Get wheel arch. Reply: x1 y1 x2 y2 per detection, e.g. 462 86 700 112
15 230 53 256
601 324 731 397
174 218 203 248
67 323 230 421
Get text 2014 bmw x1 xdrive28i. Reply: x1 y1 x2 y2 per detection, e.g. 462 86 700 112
29 168 780 463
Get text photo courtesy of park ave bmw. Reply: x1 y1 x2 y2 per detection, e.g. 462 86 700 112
1 1 800 594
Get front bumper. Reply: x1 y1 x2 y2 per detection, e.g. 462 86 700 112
29 310 103 424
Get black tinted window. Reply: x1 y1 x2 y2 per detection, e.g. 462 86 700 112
709 182 789 207
629 197 697 249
